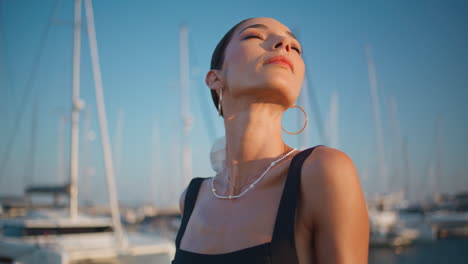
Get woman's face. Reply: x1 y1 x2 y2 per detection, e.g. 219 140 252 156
221 17 305 108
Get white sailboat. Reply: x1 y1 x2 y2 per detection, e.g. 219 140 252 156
364 45 421 247
0 208 174 263
368 194 421 247
0 0 175 263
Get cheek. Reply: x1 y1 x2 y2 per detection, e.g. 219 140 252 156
285 63 305 101
224 46 261 86
295 63 305 86
227 45 259 71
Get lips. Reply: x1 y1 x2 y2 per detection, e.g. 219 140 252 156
264 55 294 72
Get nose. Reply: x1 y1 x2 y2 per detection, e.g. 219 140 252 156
273 36 291 52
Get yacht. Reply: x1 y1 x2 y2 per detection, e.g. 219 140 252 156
0 209 174 264
368 194 420 247
0 0 175 262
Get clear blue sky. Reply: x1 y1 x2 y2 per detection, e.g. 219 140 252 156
1 0 467 207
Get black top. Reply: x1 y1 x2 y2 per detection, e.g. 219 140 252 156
172 146 321 264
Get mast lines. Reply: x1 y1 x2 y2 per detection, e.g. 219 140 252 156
303 63 327 145
24 96 39 188
298 75 309 149
0 0 60 182
365 44 388 193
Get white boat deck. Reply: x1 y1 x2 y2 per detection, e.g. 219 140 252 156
0 209 175 263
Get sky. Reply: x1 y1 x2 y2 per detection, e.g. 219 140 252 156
1 0 467 208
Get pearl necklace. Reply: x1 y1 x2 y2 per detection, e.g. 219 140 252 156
211 148 297 199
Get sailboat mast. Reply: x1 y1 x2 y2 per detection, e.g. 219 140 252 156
436 117 443 193
298 77 309 149
24 96 39 188
327 91 339 148
151 120 161 205
365 44 387 193
180 24 193 186
69 0 83 219
402 137 411 200
84 0 127 248
389 96 401 194
57 114 66 184
113 109 124 185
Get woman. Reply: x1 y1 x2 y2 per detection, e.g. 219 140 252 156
172 17 369 264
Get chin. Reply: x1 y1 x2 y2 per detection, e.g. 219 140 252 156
251 75 299 106
231 70 301 106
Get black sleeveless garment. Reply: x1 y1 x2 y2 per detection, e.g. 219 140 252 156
172 146 321 264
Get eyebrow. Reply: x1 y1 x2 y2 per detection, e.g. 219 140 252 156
237 23 298 40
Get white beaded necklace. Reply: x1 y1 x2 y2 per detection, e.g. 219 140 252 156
211 148 297 199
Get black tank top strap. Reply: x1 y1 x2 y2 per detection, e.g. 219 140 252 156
175 177 205 249
270 145 322 264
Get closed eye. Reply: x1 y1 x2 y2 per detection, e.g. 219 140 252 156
292 46 301 54
243 34 263 40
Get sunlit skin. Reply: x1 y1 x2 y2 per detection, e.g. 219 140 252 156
178 18 369 263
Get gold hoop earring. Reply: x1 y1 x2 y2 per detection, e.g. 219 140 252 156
217 88 223 116
282 105 308 135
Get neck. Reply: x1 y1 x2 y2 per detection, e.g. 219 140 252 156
221 103 292 195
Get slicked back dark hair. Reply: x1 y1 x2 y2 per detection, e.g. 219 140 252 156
209 18 252 117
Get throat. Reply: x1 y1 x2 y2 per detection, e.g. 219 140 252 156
212 147 296 198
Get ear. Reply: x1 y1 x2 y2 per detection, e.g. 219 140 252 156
205 70 223 94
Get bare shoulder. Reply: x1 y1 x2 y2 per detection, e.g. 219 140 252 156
299 145 367 227
301 145 359 187
297 146 369 262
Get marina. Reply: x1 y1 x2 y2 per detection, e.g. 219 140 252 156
1 0 467 263
2 190 468 263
